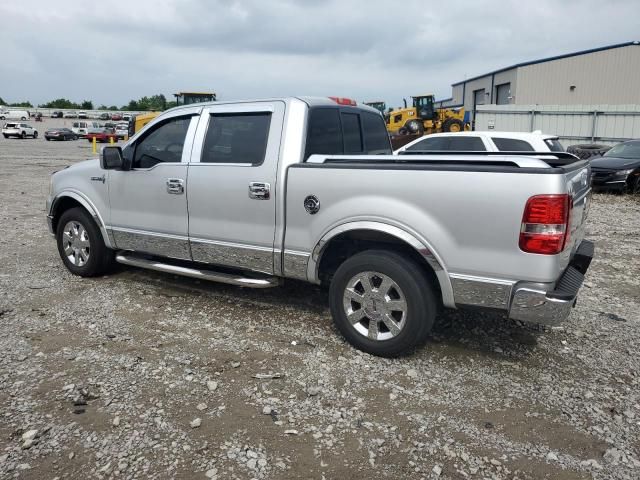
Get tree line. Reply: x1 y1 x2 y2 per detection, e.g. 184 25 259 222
1 94 177 111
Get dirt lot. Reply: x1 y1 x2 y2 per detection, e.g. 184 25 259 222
0 123 639 479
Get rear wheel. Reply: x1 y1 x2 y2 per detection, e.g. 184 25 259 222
329 250 437 357
21 131 26 139
56 207 114 277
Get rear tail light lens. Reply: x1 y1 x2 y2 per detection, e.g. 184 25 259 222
329 96 357 106
519 194 572 255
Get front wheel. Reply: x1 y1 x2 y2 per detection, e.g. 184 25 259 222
33 131 38 138
405 120 424 135
329 250 437 357
21 131 26 139
56 207 114 277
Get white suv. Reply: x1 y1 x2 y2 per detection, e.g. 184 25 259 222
2 122 38 139
394 131 564 154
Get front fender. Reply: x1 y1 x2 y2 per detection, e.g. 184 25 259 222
48 190 114 249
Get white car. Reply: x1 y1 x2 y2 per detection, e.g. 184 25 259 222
78 111 88 119
114 123 129 139
64 111 77 118
394 131 565 154
2 122 38 139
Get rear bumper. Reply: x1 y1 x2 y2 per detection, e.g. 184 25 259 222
509 240 594 325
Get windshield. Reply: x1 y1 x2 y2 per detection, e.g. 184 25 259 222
604 142 640 159
413 96 433 108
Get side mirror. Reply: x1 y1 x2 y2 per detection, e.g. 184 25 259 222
101 146 124 170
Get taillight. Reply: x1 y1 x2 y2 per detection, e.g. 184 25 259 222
519 194 572 255
329 96 357 106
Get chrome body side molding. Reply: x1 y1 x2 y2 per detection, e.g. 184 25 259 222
190 237 274 274
282 249 311 280
108 227 191 260
449 274 515 310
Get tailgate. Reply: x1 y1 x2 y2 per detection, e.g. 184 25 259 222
564 162 592 261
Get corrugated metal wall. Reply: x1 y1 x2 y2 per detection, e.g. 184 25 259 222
516 45 640 105
475 104 640 146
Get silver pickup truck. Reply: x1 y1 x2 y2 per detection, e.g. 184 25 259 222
46 96 594 357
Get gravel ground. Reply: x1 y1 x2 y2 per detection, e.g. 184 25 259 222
0 123 639 479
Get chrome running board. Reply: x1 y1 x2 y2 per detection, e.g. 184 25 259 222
115 253 280 289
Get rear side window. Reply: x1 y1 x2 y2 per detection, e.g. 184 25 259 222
341 112 363 153
492 137 535 151
448 136 485 151
544 138 565 152
305 108 343 159
362 111 392 154
406 136 450 151
201 113 271 165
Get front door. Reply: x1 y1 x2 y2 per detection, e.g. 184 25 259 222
186 101 285 274
107 111 200 260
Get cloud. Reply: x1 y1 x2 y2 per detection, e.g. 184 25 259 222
1 0 638 108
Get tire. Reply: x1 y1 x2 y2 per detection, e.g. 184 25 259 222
33 131 38 139
329 250 437 357
2 134 7 139
21 117 26 120
567 143 611 160
56 207 114 277
442 118 464 133
405 120 424 135
46 137 50 141
627 174 640 195
21 131 26 139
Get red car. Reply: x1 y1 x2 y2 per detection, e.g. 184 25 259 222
110 113 123 121
86 128 119 143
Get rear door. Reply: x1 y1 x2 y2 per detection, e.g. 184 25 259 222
187 101 285 274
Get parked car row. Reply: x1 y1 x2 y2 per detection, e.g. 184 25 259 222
49 111 132 120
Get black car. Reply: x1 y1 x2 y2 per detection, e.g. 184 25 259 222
590 140 640 194
44 128 78 141
51 111 64 119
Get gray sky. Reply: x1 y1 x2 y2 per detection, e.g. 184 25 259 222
1 0 638 109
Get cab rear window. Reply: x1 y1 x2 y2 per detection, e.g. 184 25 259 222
304 107 391 160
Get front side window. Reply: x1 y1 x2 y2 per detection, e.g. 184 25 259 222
448 136 486 151
201 113 271 165
492 137 535 151
133 116 192 168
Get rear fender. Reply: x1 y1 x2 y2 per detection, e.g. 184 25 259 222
308 221 455 308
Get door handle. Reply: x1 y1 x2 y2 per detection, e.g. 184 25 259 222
248 182 270 200
166 178 184 195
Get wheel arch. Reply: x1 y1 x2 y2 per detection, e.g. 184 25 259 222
49 191 114 249
309 221 454 307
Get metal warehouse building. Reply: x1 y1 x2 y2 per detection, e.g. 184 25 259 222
437 41 640 121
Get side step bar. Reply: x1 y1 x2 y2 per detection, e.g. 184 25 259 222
115 253 281 289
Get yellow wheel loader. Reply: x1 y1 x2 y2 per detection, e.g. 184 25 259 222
386 94 466 135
